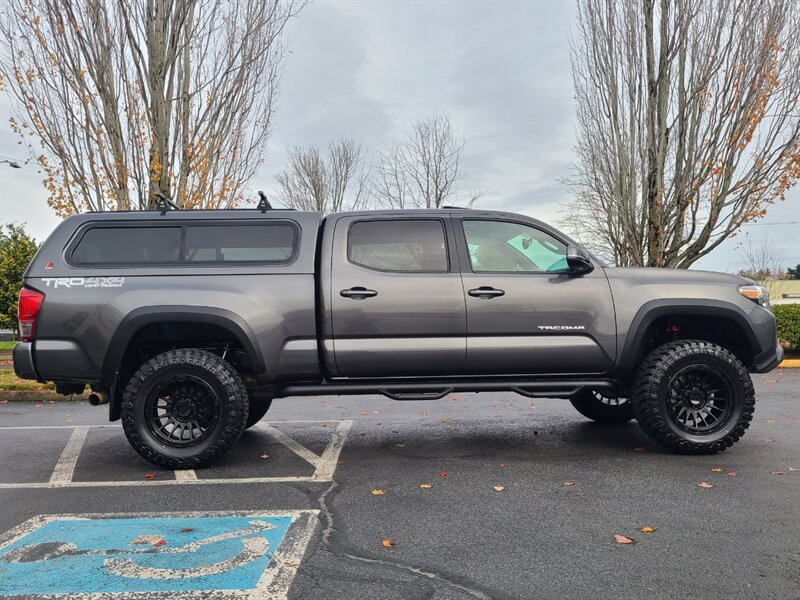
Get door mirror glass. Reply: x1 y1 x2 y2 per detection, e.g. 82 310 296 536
566 245 594 274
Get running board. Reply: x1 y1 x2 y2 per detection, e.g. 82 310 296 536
276 380 615 401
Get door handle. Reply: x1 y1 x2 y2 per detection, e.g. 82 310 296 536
468 286 505 299
340 287 378 299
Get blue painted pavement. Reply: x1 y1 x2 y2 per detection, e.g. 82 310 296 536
0 515 293 595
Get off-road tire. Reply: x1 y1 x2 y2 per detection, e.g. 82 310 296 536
245 399 272 429
632 340 755 454
570 389 633 424
121 349 249 469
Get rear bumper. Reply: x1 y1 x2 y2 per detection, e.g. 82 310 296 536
12 342 39 380
751 344 784 373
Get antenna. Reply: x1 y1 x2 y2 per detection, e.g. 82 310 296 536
257 191 272 213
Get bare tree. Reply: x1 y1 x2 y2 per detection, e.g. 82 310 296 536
566 0 800 267
737 234 789 296
0 0 302 214
373 112 483 209
276 138 370 213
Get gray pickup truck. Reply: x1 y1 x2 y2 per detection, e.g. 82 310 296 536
13 207 783 467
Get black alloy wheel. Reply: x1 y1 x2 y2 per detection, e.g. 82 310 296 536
144 375 221 447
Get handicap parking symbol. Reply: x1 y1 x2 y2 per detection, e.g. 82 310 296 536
0 510 318 598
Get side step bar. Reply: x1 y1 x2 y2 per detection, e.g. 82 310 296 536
276 380 616 401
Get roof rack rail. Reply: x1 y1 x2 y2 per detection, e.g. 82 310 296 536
441 205 468 209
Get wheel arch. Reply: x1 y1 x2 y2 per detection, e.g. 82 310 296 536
615 299 758 379
103 306 265 421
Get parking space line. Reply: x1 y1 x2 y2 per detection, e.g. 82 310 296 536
174 469 198 481
256 423 321 466
0 420 353 489
312 419 353 481
48 426 89 484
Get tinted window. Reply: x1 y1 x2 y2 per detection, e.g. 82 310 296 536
184 224 295 263
348 220 448 272
463 220 568 273
71 223 297 265
71 227 181 265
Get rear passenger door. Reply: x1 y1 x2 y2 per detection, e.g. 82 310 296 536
328 216 466 377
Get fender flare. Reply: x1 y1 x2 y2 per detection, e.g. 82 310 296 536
103 306 265 420
614 299 758 376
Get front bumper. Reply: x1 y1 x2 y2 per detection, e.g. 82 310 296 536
12 342 39 380
751 344 784 373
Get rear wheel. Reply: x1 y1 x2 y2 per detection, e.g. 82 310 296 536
121 349 249 469
569 389 633 424
632 340 754 454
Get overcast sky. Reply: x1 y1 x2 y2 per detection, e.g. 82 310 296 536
1 0 797 273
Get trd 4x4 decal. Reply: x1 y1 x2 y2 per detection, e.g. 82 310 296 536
41 277 125 289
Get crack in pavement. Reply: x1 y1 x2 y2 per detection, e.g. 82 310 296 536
313 479 511 600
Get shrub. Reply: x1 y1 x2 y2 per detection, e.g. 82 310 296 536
774 304 800 349
0 224 39 335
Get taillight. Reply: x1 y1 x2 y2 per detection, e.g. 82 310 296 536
18 287 45 341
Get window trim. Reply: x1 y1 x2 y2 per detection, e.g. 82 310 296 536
346 217 451 274
459 218 572 275
66 220 301 268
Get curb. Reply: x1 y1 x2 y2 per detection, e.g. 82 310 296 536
778 358 800 368
0 391 85 402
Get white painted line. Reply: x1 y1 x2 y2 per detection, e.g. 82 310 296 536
0 420 352 489
256 423 320 467
48 426 89 484
0 510 320 600
0 476 318 489
174 469 198 481
313 419 353 481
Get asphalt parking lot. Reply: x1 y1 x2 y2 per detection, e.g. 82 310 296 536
1 370 798 600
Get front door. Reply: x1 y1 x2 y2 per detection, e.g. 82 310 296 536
329 216 466 377
455 218 615 375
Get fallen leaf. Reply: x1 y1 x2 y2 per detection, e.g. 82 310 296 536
396 443 406 448
772 471 785 475
180 528 193 533
337 460 346 464
153 540 166 547
562 481 575 487
286 562 299 568
493 484 505 492
438 471 447 477
320 422 328 428
788 416 797 420
727 472 737 477
634 447 645 452
614 535 635 544
440 419 449 424
788 467 798 472
697 482 714 489
381 539 394 548
766 438 776 443
710 467 723 473
360 411 368 416
260 453 269 459
639 526 658 533
766 419 776 424
419 483 432 489
370 489 385 496
144 473 154 480
498 463 507 468
35 404 43 408
420 411 428 416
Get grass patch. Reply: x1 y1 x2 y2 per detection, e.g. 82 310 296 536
0 369 54 391
0 341 15 350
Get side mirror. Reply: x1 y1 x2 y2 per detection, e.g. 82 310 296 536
566 245 594 274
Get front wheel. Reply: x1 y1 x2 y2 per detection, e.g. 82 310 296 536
569 389 633 424
632 340 754 454
121 349 249 469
